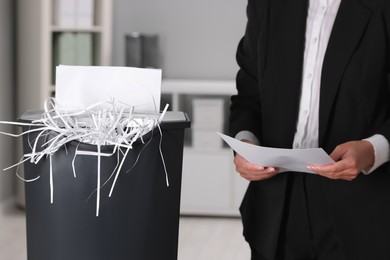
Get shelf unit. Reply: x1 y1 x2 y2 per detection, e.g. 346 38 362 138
17 0 112 115
162 79 249 216
16 0 112 206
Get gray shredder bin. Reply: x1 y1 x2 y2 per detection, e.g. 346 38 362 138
19 110 190 260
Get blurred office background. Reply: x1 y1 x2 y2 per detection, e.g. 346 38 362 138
112 0 244 79
0 0 250 259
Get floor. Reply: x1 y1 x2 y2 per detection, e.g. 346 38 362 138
0 207 250 260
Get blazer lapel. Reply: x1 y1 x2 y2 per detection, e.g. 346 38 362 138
271 0 308 146
319 0 372 146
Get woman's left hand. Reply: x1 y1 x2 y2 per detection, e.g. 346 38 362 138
307 140 375 181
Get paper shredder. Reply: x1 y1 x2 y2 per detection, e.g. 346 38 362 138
19 110 190 260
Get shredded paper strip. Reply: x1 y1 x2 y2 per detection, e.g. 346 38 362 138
0 98 169 216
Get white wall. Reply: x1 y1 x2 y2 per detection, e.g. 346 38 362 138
112 0 247 80
0 0 15 210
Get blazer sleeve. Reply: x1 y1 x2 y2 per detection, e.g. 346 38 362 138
387 1 390 117
229 0 266 138
377 2 390 142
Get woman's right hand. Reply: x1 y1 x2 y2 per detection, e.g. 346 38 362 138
233 140 279 181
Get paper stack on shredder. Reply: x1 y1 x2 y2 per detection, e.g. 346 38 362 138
55 65 162 112
192 98 224 149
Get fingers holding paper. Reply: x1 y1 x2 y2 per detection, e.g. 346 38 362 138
234 153 279 181
307 140 375 181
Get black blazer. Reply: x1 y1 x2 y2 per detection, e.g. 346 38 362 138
229 0 390 259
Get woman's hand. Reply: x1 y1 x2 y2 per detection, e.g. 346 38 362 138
307 140 375 181
233 140 279 181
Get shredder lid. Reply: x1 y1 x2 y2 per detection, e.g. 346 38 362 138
18 110 191 129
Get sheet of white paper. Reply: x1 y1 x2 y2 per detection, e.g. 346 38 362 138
217 132 334 173
55 65 162 113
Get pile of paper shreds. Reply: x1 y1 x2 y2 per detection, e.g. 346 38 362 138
0 97 169 216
